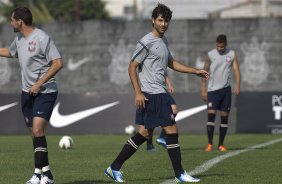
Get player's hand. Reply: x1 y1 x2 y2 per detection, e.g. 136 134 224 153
28 84 41 96
233 87 240 96
196 70 209 80
135 92 148 109
167 84 174 94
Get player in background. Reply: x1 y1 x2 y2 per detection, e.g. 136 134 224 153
104 3 209 183
201 34 240 152
0 7 63 184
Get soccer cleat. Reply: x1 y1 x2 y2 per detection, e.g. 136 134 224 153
40 175 54 184
218 145 228 152
26 174 41 184
104 166 124 182
147 144 156 152
205 144 213 152
175 171 200 183
156 137 167 148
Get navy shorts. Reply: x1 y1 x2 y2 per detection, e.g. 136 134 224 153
167 93 176 105
21 91 58 127
135 92 176 129
207 86 231 112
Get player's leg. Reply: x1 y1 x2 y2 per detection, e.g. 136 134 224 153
218 111 229 151
163 124 200 182
22 92 42 184
161 103 178 138
205 90 219 151
31 92 57 184
106 125 148 182
157 95 178 148
32 117 54 183
218 86 232 151
146 128 156 151
206 109 216 151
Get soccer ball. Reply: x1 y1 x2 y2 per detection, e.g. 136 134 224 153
124 125 136 135
59 136 74 149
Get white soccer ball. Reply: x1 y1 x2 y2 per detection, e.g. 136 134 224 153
59 136 74 149
125 125 136 135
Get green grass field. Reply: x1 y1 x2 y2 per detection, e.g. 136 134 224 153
0 134 281 184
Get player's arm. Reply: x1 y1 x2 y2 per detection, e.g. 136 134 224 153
128 60 148 109
201 55 211 102
233 52 241 95
0 48 12 58
168 58 209 80
29 58 63 96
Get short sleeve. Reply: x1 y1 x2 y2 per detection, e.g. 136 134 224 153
168 50 173 62
41 37 61 63
131 41 149 64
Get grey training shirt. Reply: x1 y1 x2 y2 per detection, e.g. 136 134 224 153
131 32 173 94
207 48 235 92
9 28 61 93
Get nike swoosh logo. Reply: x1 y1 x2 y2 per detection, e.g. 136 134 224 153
0 102 18 112
67 57 90 71
50 101 120 128
175 105 207 122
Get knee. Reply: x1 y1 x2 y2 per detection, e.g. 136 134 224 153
208 113 216 122
163 124 178 134
32 128 45 137
221 116 228 125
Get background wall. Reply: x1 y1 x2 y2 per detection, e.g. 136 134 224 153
0 18 281 134
0 18 281 94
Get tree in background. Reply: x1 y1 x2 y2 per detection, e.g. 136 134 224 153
0 0 109 23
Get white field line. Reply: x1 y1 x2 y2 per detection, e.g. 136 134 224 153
160 137 282 184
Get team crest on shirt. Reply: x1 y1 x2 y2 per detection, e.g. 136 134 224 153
226 56 231 63
28 41 36 52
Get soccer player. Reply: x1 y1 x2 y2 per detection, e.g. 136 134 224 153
104 3 209 183
0 7 63 184
201 34 240 152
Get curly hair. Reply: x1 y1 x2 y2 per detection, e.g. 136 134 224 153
151 3 172 22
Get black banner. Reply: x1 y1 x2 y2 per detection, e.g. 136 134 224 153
0 93 225 134
237 92 282 133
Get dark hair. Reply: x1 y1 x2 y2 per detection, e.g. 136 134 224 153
12 7 33 26
152 3 172 22
216 34 227 44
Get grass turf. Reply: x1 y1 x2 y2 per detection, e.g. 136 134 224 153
0 134 281 184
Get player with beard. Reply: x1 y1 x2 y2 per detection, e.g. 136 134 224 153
104 3 209 183
0 7 63 184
